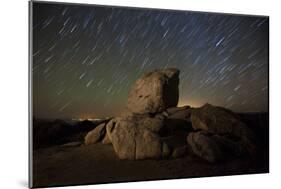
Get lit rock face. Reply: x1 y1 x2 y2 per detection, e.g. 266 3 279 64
126 68 180 114
106 114 170 160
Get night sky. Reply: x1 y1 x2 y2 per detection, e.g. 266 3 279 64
32 2 269 119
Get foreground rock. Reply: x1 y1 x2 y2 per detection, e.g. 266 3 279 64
127 68 180 114
106 114 170 160
84 123 106 145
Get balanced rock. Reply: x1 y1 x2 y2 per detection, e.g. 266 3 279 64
84 123 106 145
127 68 180 114
106 114 169 160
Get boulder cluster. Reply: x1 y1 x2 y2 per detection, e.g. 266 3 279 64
84 68 257 162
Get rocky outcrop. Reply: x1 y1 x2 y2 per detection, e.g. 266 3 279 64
83 102 256 162
82 69 257 162
126 68 180 114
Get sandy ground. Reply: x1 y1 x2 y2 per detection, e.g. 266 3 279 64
33 143 268 188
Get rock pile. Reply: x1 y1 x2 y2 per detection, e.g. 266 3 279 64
84 68 256 162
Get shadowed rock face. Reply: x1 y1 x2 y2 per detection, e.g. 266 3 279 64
189 104 257 159
187 131 223 163
126 68 180 114
187 131 243 162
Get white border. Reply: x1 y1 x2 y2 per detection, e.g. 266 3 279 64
1 0 280 189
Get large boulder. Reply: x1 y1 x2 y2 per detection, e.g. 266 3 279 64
126 68 180 114
84 123 106 145
190 104 257 156
191 104 254 139
106 114 170 160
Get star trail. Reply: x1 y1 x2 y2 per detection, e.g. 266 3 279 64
32 2 269 119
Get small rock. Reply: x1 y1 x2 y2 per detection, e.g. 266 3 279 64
84 123 106 145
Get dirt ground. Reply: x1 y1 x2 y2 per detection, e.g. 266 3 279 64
32 142 268 188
